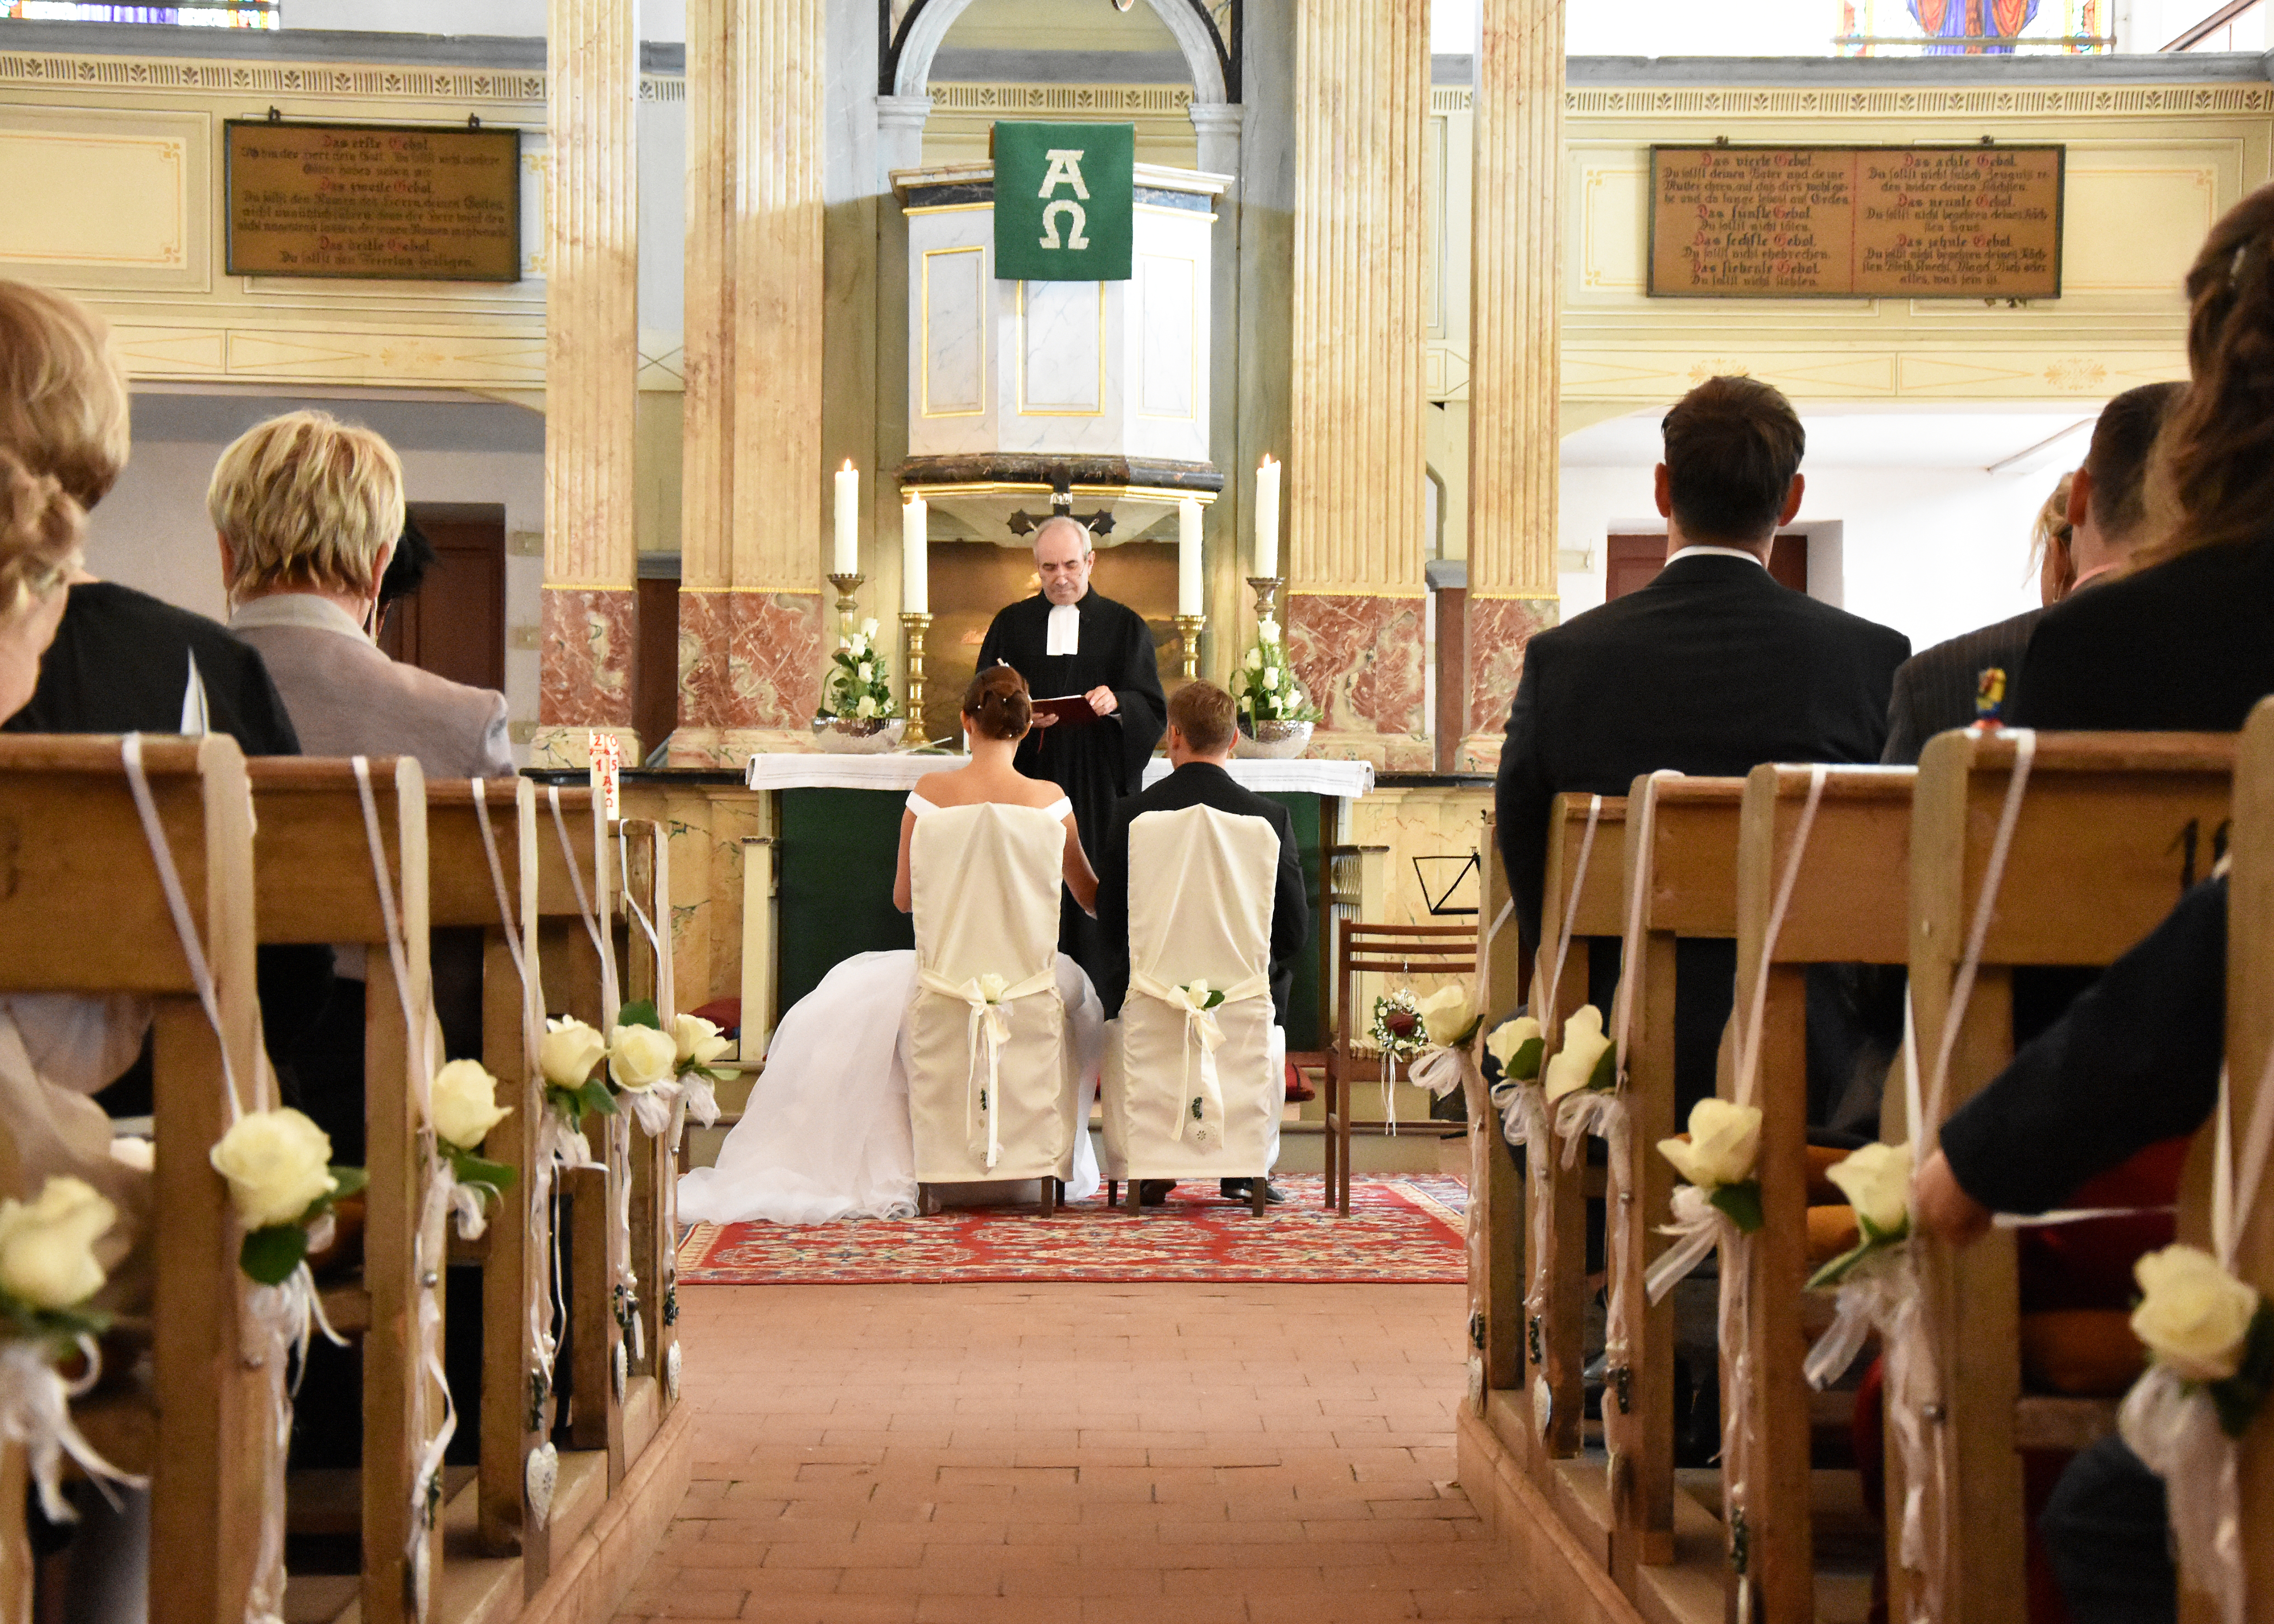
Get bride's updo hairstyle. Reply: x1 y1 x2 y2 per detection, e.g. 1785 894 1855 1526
962 665 1032 741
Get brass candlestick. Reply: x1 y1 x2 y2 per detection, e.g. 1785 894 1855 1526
826 572 864 643
1172 613 1205 681
900 612 934 747
1246 576 1284 627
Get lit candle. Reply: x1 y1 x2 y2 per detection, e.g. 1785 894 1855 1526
1253 455 1281 580
1177 498 1203 617
832 460 859 576
902 493 929 615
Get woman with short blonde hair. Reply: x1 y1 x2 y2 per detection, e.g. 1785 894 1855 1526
210 409 405 612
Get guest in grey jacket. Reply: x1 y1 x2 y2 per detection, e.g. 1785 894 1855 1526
209 409 512 780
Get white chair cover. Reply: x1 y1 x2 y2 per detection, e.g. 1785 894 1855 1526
1100 804 1283 1181
904 802 1083 1184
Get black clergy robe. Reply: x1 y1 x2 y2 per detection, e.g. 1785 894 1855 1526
976 589 1167 981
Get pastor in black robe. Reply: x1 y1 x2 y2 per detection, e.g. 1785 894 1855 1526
976 588 1167 981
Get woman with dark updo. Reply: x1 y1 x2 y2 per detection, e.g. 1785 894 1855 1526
681 665 1103 1225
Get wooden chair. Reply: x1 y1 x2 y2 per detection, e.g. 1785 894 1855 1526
1904 729 2237 1624
1717 764 1915 1624
1321 919 1475 1215
0 736 267 1624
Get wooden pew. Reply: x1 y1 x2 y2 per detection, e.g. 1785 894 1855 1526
1722 765 1914 1624
2220 697 2274 1613
615 818 680 1452
1524 792 1628 1489
0 736 268 1624
425 779 553 1584
245 757 480 1624
1600 777 1745 1601
1467 815 1524 1408
1905 729 2237 1624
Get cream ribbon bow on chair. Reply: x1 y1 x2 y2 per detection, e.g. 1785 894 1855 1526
1128 971 1270 1146
918 967 1058 1169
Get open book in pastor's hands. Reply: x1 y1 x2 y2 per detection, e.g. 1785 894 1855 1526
1030 694 1104 730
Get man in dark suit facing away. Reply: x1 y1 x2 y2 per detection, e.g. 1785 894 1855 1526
1494 374 1911 1121
1879 381 2182 764
1096 680 1309 1204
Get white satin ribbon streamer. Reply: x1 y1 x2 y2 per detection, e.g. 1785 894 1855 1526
1411 1039 1476 1103
547 786 620 1027
2121 1365 2244 1624
1128 971 1267 1146
0 1336 144 1522
918 969 1057 1168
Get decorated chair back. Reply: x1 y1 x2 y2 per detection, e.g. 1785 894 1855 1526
1100 805 1280 1183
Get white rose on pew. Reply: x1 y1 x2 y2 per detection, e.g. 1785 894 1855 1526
1415 984 1478 1047
540 1018 608 1090
1485 1015 1543 1081
1825 1141 1911 1239
609 1024 679 1093
431 1060 513 1151
673 1013 730 1070
1657 1098 1762 1191
209 1108 338 1230
2132 1244 2260 1382
0 1177 114 1310
1541 1004 1611 1104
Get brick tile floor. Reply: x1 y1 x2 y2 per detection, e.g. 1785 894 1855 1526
615 1282 1542 1624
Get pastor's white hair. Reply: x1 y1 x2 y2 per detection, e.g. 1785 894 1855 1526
1031 514 1094 557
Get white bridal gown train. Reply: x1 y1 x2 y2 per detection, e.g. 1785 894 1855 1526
677 787 1107 1227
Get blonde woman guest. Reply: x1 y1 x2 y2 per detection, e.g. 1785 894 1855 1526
0 279 299 752
213 410 512 779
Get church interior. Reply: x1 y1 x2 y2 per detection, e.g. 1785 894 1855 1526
1 0 2272 1622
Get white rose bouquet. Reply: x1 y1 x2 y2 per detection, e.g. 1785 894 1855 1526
0 1178 117 1344
1541 1003 1616 1106
1656 1097 1766 1235
1234 618 1321 727
539 1015 617 1128
670 1012 733 1129
817 618 898 725
209 1108 368 1286
429 1059 519 1218
606 999 724 1136
1485 1015 1544 1086
1806 1141 1912 1290
1370 989 1429 1063
2130 1245 2274 1435
1408 984 1482 1102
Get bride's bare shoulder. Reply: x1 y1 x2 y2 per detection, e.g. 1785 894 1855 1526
911 767 970 806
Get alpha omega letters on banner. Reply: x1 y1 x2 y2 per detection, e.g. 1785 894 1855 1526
992 121 1135 282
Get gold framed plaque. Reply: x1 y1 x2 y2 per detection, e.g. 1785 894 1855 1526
224 119 521 282
1648 144 2063 300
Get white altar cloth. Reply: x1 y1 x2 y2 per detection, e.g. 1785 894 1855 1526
743 752 1374 799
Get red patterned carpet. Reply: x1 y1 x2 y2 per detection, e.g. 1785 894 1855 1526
674 1173 1467 1286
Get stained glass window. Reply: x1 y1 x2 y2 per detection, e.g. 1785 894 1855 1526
2 1 280 25
1838 0 2105 53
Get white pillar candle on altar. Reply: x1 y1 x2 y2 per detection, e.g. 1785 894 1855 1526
832 461 859 575
1253 455 1281 580
901 493 929 614
1176 498 1203 617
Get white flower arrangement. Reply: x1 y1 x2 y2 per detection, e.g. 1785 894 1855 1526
819 618 898 724
209 1108 367 1285
1486 1015 1544 1083
1657 1098 1765 1234
2132 1245 2273 1422
429 1060 518 1218
1369 989 1429 1062
1541 1004 1616 1105
1234 618 1321 727
1807 1141 1913 1289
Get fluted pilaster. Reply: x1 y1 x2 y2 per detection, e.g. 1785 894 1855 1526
1283 0 1430 769
537 0 639 761
675 0 828 760
1462 0 1565 767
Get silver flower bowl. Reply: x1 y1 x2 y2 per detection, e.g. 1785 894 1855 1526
811 715 907 755
1234 718 1314 760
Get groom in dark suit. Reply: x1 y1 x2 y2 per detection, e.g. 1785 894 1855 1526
1494 374 1911 1121
1095 681 1309 1204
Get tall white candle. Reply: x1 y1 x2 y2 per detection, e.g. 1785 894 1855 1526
1253 455 1281 580
832 460 859 576
1177 498 1203 617
902 493 929 615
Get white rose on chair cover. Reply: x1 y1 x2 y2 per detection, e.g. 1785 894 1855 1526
1825 1141 1912 1241
0 1178 114 1312
978 973 1009 1004
674 1014 731 1071
210 1108 340 1230
2133 1245 2261 1383
431 1060 512 1151
1541 1004 1614 1104
609 1024 679 1093
539 1017 608 1092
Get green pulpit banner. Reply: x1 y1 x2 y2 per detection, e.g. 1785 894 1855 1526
992 121 1134 282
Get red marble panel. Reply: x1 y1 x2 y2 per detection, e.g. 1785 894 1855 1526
1465 595 1557 741
677 590 824 733
540 586 635 729
1285 593 1428 742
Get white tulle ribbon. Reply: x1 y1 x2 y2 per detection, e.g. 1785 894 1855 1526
241 1260 345 1624
1411 1037 1478 1103
918 968 1056 1169
1645 1182 1722 1305
617 1080 682 1139
0 1336 145 1523
1493 1080 1556 1358
1128 972 1268 1147
2119 1366 2244 1624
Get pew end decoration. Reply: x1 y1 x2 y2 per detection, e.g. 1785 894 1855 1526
539 1015 616 1133
210 1107 367 1288
609 1000 727 1136
1406 983 1482 1103
429 1058 518 1225
1653 1097 1766 1253
1542 1003 1618 1167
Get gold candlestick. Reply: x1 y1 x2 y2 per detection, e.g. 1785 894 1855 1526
1172 614 1205 681
826 572 864 644
900 612 934 748
1246 576 1284 627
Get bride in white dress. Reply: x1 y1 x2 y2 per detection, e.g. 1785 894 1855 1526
678 668 1106 1225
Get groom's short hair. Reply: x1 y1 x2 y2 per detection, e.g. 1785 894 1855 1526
1169 681 1236 756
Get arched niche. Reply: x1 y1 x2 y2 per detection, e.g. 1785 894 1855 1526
890 0 1233 107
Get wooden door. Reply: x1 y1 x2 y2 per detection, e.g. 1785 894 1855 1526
1603 533 1809 599
383 503 506 692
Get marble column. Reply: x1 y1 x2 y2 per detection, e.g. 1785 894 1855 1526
1461 0 1565 771
673 0 829 763
1283 0 1433 772
536 0 640 767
